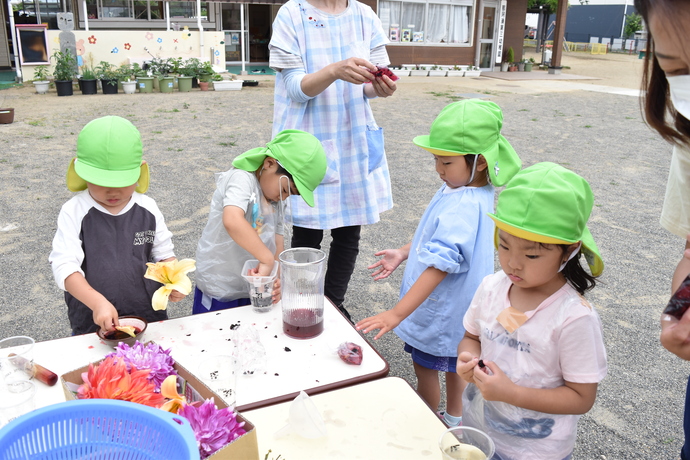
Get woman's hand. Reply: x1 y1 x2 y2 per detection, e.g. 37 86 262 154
661 311 690 360
369 74 397 98
368 248 406 280
330 57 377 84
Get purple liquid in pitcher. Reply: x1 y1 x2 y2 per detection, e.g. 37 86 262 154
283 309 323 339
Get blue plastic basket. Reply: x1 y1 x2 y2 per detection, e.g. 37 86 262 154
0 399 200 460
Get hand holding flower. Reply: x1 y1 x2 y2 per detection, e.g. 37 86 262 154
144 259 196 311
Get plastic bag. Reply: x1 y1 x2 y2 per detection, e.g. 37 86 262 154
336 342 363 365
232 324 267 375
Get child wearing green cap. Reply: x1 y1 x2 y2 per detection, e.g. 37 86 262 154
193 129 327 314
457 162 607 459
49 116 186 335
357 100 521 427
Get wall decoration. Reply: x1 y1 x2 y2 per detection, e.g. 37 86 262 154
230 33 240 45
88 35 97 44
412 31 424 42
389 26 399 42
124 43 131 50
145 32 154 41
401 29 411 43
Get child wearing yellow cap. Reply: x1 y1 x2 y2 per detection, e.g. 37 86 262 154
457 162 607 459
357 99 521 427
49 116 187 335
193 129 326 314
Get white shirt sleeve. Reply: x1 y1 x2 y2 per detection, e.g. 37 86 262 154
140 195 175 262
49 195 87 291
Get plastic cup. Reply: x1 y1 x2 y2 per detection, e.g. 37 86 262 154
439 426 495 460
241 259 279 313
274 390 326 439
0 380 36 427
197 356 237 407
279 248 326 339
0 336 34 385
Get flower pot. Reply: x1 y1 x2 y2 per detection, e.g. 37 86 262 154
55 80 73 97
80 79 98 95
137 77 154 93
213 80 242 91
198 81 209 91
464 70 482 77
409 70 429 76
101 78 119 94
159 76 174 93
508 65 518 72
192 77 199 88
122 81 137 94
392 69 410 78
33 81 50 94
517 62 525 71
177 76 193 92
524 63 533 72
501 62 509 72
447 70 464 77
0 108 14 124
153 76 160 91
428 70 447 77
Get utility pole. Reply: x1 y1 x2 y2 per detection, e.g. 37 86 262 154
620 0 630 38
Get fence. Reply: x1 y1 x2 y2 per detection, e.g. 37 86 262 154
524 38 647 56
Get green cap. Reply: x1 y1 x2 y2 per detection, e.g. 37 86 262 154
232 129 327 207
489 162 604 276
412 100 521 186
67 116 149 193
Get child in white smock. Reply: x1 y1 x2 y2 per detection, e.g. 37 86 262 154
193 130 326 313
357 100 522 426
457 162 607 460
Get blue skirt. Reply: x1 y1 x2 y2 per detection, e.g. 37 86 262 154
404 343 457 373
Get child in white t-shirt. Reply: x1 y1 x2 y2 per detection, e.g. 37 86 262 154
457 162 607 460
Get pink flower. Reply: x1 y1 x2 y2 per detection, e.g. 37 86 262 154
106 341 176 390
178 400 246 459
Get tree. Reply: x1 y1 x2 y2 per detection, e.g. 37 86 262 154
527 0 560 14
623 13 643 39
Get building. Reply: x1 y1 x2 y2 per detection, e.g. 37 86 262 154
1 0 529 79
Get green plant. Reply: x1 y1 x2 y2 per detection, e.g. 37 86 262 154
624 12 642 39
197 61 215 81
506 47 515 64
211 73 223 82
95 61 119 84
132 63 147 77
117 63 134 82
33 65 49 81
148 57 174 76
51 49 77 81
180 58 201 77
80 65 96 80
451 64 461 70
529 57 536 64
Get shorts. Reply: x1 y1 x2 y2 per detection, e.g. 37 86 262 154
404 343 457 373
192 287 250 314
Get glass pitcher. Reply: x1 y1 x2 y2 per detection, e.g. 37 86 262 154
279 248 326 339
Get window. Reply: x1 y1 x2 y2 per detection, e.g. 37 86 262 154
379 0 473 45
85 0 207 20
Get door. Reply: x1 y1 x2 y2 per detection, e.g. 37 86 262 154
475 1 497 70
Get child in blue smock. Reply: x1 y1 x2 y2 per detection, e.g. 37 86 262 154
357 100 521 426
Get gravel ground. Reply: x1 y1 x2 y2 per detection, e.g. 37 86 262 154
0 52 685 458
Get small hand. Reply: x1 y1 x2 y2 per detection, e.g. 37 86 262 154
251 260 274 277
456 353 479 383
93 301 120 332
169 289 186 302
368 249 405 281
472 360 514 402
271 277 282 304
370 74 397 98
355 310 404 340
661 310 690 360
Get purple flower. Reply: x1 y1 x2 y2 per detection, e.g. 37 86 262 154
106 341 176 390
178 400 246 459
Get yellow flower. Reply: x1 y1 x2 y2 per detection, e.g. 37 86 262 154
159 374 186 413
144 259 196 311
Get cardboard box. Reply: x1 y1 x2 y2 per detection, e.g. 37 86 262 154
61 357 259 460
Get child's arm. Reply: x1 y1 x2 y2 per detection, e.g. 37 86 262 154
64 272 120 332
471 360 599 415
368 243 411 281
223 205 275 276
457 331 482 384
661 234 690 360
356 266 446 339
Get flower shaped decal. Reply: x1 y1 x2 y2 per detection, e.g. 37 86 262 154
124 43 131 50
145 31 154 41
111 47 119 53
88 35 97 44
144 259 196 311
157 37 163 43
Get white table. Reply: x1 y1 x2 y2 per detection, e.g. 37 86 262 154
244 377 449 459
30 298 388 412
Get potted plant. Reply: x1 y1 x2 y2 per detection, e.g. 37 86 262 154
410 65 429 77
428 65 446 77
79 65 98 95
524 57 535 72
197 61 215 90
96 61 119 94
177 59 196 93
517 58 526 72
447 65 467 77
501 49 510 72
464 65 481 77
32 65 50 94
51 49 77 96
506 47 517 71
212 74 242 91
132 63 153 93
118 64 137 94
